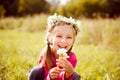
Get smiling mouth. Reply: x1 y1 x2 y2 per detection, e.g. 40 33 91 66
58 45 67 49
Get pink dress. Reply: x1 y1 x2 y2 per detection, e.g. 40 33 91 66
39 52 77 80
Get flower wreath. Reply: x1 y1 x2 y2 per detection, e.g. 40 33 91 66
47 13 81 34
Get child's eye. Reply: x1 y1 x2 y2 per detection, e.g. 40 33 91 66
67 37 72 39
56 35 62 38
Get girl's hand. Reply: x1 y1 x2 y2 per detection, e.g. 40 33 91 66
56 58 74 78
49 67 64 80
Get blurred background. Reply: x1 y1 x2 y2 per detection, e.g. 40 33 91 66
0 0 120 18
0 0 120 80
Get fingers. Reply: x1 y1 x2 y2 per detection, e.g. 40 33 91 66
50 73 58 79
57 58 68 63
56 58 69 68
56 58 74 77
49 67 62 79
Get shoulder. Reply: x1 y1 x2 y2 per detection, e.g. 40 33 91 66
40 47 47 56
38 48 47 63
69 51 77 58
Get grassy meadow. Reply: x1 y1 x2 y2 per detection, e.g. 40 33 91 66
0 14 120 80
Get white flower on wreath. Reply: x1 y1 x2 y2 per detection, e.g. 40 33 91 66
47 13 81 34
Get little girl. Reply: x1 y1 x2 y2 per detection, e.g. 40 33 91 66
28 13 81 80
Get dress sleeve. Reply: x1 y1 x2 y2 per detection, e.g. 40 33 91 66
38 53 43 64
68 52 77 68
38 49 45 64
66 52 77 80
44 69 51 80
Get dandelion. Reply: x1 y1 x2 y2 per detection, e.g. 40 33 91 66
57 48 69 58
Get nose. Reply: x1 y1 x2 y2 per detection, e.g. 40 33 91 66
61 38 67 43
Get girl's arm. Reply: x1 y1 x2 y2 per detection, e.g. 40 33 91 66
56 52 77 79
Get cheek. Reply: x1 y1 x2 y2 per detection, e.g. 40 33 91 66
51 37 59 45
68 39 74 47
51 38 60 52
69 40 74 46
49 35 57 44
69 38 74 43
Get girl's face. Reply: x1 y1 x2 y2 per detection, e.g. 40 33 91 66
49 25 76 54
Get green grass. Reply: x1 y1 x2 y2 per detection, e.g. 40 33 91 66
0 30 120 80
0 14 120 80
73 44 120 80
0 30 46 80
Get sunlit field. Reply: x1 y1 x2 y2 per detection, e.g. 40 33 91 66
0 14 120 80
